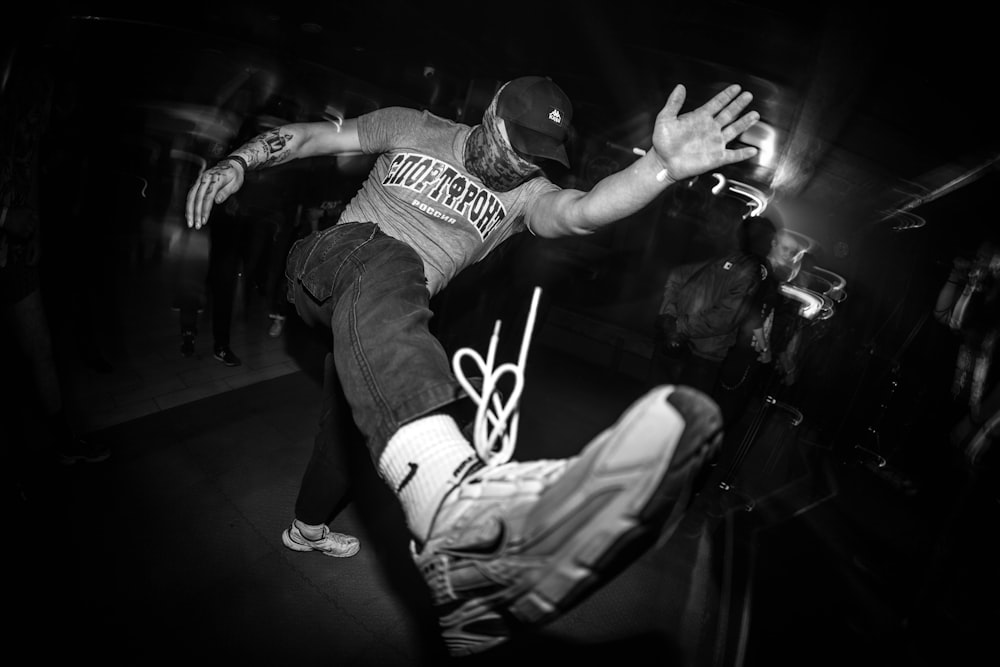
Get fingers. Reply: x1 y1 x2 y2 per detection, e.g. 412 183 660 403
660 84 687 119
662 83 758 136
185 177 208 229
721 146 759 166
700 87 760 149
712 89 753 126
699 83 743 117
185 168 228 229
722 109 761 143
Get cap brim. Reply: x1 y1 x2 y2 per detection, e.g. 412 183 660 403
507 122 569 168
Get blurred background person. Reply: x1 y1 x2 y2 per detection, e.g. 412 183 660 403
1 29 110 499
933 238 1000 464
652 215 778 427
711 215 781 428
204 94 301 365
174 92 301 362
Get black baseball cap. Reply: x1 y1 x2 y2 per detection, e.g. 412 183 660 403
496 76 572 167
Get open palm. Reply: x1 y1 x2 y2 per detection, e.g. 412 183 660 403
652 83 760 182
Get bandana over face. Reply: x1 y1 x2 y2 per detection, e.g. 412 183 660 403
463 86 540 192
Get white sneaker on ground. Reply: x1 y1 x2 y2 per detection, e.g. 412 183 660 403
281 521 360 558
268 314 285 338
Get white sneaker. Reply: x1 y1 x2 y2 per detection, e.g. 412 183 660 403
268 314 285 338
414 385 724 656
282 521 360 557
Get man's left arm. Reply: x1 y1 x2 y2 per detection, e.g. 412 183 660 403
526 84 759 238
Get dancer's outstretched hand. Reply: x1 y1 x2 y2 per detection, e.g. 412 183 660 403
650 84 760 183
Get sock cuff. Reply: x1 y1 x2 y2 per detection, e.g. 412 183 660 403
378 414 480 540
378 414 470 488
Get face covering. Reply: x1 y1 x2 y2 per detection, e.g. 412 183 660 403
463 88 539 192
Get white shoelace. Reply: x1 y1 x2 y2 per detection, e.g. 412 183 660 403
452 286 542 466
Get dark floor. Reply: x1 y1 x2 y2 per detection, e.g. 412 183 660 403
10 325 999 666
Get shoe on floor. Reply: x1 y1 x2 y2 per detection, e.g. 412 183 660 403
58 437 111 465
181 333 195 358
413 384 724 657
213 346 241 367
282 521 360 557
268 314 285 338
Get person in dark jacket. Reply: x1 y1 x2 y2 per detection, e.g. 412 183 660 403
654 215 778 424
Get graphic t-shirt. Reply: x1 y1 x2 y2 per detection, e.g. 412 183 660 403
343 107 559 296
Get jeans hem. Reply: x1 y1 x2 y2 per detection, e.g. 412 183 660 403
369 380 468 461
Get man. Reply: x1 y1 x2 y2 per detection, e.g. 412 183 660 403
934 241 1000 464
712 216 780 425
186 75 759 656
654 215 777 404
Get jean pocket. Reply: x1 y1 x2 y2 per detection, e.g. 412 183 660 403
297 223 374 304
285 235 312 282
290 222 385 305
300 262 338 303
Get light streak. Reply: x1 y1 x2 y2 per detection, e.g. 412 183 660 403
780 283 833 320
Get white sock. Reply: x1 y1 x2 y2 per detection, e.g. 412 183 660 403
293 519 325 539
377 414 479 541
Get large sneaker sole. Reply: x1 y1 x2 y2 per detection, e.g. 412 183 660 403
440 384 722 654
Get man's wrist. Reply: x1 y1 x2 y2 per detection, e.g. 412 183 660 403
0 205 7 230
223 155 249 172
631 148 672 184
647 151 671 184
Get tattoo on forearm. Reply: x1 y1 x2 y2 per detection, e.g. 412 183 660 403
232 129 295 169
262 129 292 158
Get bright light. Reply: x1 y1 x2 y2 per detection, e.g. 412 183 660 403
780 284 832 320
322 105 344 131
725 179 769 217
711 173 727 195
802 266 847 302
739 120 778 169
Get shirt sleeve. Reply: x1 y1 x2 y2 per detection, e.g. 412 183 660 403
355 107 425 154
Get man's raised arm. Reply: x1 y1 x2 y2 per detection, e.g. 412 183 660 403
185 119 362 229
526 84 759 238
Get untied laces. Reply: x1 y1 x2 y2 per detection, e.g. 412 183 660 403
452 286 542 466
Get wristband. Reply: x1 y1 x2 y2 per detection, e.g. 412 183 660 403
224 155 249 171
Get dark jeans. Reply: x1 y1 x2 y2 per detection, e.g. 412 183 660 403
286 222 466 468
